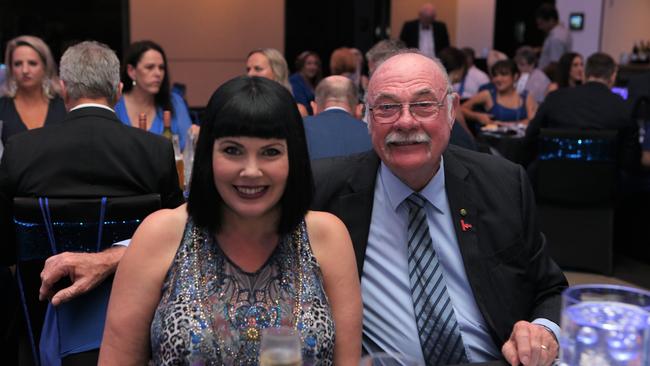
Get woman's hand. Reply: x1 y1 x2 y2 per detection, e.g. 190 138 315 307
477 113 494 126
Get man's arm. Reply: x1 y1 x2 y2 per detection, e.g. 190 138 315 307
437 21 451 52
39 246 126 306
546 37 567 65
501 165 568 365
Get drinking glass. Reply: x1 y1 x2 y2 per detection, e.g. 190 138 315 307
259 326 302 366
559 284 650 366
359 352 423 366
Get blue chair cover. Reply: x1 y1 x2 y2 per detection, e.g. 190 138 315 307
13 194 160 365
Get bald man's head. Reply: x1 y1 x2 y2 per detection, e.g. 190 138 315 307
418 3 436 25
313 75 359 113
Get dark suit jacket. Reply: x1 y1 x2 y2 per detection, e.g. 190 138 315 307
627 72 650 122
303 109 372 160
0 106 184 264
399 19 450 55
311 145 567 349
526 81 641 170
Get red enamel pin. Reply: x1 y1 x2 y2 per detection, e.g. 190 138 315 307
461 219 472 232
459 208 472 231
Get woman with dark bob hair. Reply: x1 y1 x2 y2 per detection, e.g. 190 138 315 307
99 76 361 365
115 40 193 149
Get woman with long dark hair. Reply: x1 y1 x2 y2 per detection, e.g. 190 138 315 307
545 52 584 95
115 40 192 149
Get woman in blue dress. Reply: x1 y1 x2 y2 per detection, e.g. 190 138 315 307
99 76 362 365
115 40 192 150
462 59 537 127
289 51 322 115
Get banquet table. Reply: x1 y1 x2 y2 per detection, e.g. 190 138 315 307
476 123 530 165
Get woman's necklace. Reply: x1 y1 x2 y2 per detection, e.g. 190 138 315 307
189 223 304 361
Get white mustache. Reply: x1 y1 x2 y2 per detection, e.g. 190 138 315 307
385 131 431 145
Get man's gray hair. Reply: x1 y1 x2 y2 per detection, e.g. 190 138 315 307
59 41 120 102
514 46 537 66
365 39 407 72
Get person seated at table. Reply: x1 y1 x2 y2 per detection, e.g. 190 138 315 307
526 52 640 173
545 52 584 95
477 50 509 94
330 47 357 81
289 51 322 115
365 39 407 76
247 48 309 117
99 76 362 365
514 46 550 104
115 40 193 150
439 47 489 100
0 35 66 146
462 59 537 127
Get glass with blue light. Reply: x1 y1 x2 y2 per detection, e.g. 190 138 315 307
560 284 650 366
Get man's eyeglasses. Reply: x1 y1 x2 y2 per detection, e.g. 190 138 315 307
368 97 449 124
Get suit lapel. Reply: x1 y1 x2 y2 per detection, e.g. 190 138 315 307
443 149 502 345
334 151 380 275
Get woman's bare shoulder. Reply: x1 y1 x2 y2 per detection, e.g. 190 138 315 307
304 211 352 255
131 204 188 251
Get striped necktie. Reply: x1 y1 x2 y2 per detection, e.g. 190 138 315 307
405 193 468 365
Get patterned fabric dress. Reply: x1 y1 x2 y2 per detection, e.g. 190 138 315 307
150 218 335 365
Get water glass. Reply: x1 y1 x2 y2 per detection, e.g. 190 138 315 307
259 326 302 366
359 352 423 366
560 284 650 366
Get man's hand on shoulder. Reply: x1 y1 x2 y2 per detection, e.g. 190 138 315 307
39 246 126 306
502 320 558 366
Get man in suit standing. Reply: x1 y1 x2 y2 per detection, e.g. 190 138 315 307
536 3 572 70
399 3 450 58
312 51 567 366
0 41 183 364
303 75 372 159
526 52 640 172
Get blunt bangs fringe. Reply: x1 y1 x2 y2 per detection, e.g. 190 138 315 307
211 82 294 141
187 76 313 236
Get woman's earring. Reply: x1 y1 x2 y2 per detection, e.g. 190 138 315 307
132 79 136 87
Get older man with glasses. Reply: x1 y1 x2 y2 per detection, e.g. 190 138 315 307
311 50 567 366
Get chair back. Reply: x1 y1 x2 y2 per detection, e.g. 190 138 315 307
536 128 618 204
535 129 618 275
14 194 160 365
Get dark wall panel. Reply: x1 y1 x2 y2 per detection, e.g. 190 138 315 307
285 0 390 75
1 0 128 64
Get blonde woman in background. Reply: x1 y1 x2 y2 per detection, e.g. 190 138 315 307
246 48 308 116
0 35 66 145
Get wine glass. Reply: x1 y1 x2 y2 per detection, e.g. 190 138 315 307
259 326 302 366
359 352 423 366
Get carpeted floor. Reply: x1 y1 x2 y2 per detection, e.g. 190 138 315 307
564 255 650 290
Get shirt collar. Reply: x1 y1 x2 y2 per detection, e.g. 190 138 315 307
379 157 446 213
70 103 115 113
323 106 349 113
